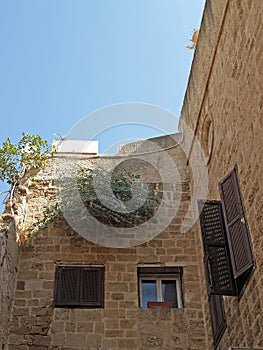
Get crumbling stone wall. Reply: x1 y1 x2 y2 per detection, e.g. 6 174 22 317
0 218 19 349
0 181 29 348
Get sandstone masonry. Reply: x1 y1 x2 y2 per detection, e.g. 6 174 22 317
0 0 262 349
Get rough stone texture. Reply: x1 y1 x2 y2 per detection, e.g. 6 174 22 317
4 139 207 349
0 222 19 349
0 207 22 348
181 0 263 349
1 0 262 349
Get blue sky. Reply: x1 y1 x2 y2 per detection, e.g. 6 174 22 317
0 0 205 146
0 0 205 207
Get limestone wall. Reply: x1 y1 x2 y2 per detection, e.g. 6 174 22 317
0 217 19 348
8 228 205 349
181 0 263 348
3 0 262 348
6 141 208 350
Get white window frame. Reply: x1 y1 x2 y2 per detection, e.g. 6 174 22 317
139 274 183 308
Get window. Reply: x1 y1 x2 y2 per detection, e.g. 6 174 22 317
198 165 255 348
138 267 183 308
54 265 104 308
198 165 255 297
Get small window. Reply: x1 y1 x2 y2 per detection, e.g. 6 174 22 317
54 265 104 308
138 267 183 308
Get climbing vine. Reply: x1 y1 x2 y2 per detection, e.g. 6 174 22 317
30 167 161 233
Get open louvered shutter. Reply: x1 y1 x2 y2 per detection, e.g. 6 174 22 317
209 294 226 347
219 165 254 279
80 267 104 307
198 200 236 295
54 266 80 306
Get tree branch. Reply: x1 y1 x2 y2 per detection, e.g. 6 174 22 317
9 180 18 218
0 190 10 195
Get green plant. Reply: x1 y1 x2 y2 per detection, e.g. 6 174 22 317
77 167 161 227
30 166 161 233
0 132 52 216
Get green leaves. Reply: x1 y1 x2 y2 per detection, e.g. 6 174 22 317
74 167 160 228
0 138 20 184
18 132 51 170
0 132 52 185
31 166 161 232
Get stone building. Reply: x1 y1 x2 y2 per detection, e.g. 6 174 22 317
0 0 262 349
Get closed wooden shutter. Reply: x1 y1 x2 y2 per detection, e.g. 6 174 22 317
209 294 226 347
198 200 235 295
54 265 104 307
54 266 80 306
80 267 104 307
219 165 254 279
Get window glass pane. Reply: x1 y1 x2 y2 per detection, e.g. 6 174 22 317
141 280 157 308
162 280 178 307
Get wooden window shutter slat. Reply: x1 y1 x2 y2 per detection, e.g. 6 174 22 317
209 294 226 347
54 266 80 306
219 165 254 279
198 200 236 295
80 267 104 307
54 265 104 308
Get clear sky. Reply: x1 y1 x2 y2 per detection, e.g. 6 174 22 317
0 0 205 208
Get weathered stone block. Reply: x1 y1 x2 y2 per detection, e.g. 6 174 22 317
65 333 86 347
118 338 139 349
51 333 65 346
105 330 125 338
76 322 94 333
32 335 51 346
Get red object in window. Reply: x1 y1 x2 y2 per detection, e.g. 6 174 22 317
147 301 173 308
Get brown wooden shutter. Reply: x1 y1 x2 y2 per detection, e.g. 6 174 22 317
54 266 80 306
198 200 236 295
219 165 254 279
54 265 104 308
80 267 104 307
209 294 226 347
